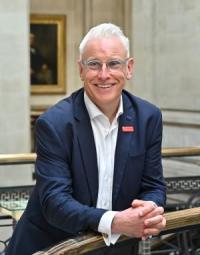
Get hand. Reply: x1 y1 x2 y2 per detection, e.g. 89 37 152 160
132 199 166 239
111 204 157 238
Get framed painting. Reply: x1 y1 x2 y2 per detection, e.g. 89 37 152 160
30 14 66 94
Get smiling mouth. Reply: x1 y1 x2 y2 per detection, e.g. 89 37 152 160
95 84 114 88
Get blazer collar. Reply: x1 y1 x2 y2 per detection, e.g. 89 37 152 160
74 89 99 206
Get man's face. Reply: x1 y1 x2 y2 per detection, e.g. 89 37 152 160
78 37 134 111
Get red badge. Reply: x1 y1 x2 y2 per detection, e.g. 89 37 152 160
122 126 134 132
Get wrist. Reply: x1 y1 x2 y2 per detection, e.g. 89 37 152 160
111 211 122 234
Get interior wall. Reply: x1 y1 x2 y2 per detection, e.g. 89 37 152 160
132 0 200 148
0 0 30 154
0 0 32 187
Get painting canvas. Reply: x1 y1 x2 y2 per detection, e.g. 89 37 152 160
30 14 66 94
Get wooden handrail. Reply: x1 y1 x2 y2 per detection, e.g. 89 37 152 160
164 207 200 231
0 146 200 165
0 153 36 164
162 146 200 157
33 207 200 255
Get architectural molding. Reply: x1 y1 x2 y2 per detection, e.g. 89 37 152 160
162 109 200 127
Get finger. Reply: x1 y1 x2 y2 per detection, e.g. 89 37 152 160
132 200 158 210
144 218 166 235
132 199 157 207
144 218 166 236
141 234 153 241
141 235 148 241
143 227 161 236
159 216 167 229
143 217 166 237
138 203 156 217
144 215 164 227
144 206 164 219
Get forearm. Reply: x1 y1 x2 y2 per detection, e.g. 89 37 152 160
40 189 106 234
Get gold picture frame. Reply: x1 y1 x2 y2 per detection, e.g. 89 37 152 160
30 14 66 94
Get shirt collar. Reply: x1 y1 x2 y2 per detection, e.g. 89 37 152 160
84 92 123 121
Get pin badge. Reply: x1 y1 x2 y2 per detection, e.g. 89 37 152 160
122 126 134 132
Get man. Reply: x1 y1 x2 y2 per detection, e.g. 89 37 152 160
6 23 166 255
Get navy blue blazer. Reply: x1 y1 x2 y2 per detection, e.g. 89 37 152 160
6 89 166 255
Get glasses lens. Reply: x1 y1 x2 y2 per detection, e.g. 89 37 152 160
108 60 124 70
87 61 101 70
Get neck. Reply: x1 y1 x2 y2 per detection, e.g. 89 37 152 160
98 100 120 123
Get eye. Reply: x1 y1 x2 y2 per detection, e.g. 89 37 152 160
108 60 122 69
87 61 101 70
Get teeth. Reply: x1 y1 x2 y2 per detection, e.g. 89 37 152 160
97 84 112 88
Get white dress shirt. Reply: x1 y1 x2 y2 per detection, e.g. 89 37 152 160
84 92 123 246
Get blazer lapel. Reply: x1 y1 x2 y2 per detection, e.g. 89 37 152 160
112 93 136 206
73 90 99 206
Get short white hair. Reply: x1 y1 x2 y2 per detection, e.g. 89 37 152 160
79 23 130 60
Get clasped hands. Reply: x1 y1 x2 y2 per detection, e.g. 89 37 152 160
112 199 166 240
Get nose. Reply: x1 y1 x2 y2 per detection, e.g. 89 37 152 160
97 63 110 80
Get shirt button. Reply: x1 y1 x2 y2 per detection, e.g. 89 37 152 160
103 201 108 207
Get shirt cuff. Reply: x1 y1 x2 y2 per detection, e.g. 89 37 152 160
98 211 120 246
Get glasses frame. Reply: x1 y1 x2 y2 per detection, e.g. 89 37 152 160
81 58 129 72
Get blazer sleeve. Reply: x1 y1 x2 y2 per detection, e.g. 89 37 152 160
35 116 106 235
138 109 166 206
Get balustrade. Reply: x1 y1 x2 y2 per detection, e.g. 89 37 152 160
0 146 200 254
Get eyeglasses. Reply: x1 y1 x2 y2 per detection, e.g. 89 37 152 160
81 59 128 72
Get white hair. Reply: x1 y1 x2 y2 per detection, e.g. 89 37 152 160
79 23 130 59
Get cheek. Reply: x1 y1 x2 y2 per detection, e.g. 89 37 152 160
117 74 127 85
83 71 97 82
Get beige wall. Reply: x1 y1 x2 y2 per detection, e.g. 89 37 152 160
0 0 33 187
132 0 200 178
0 0 30 154
132 0 200 148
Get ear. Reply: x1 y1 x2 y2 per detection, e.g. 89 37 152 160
78 60 85 81
126 58 134 80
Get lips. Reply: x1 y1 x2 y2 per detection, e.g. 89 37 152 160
95 84 114 88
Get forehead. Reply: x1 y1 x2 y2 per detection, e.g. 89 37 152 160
82 37 127 60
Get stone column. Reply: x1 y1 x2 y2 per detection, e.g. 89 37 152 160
0 0 32 186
